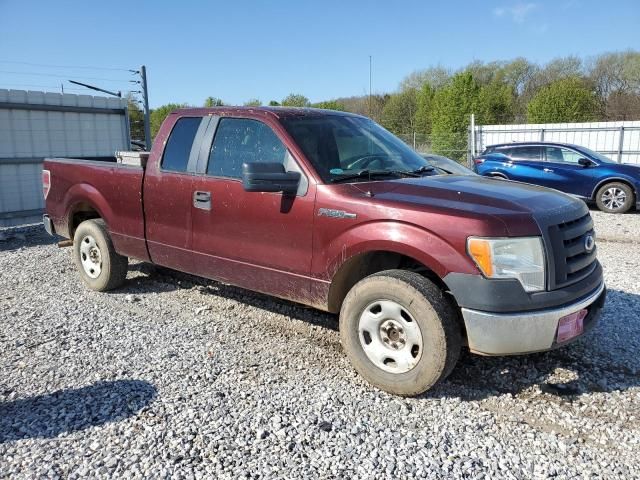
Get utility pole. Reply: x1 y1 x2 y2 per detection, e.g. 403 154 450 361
369 55 372 118
140 65 152 151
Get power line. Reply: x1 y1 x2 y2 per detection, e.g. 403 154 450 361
0 60 131 72
0 70 133 83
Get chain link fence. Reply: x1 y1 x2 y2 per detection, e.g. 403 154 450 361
396 132 471 165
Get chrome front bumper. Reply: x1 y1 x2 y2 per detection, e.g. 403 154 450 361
461 282 606 355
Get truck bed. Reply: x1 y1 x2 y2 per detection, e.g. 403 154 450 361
43 157 149 261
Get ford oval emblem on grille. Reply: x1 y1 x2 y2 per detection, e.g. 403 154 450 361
584 234 595 253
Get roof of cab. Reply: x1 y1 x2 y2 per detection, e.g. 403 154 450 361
168 106 366 120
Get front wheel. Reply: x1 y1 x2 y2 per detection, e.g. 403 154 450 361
339 270 461 396
73 219 128 291
596 182 634 214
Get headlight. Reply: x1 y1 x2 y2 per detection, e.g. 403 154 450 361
467 237 546 292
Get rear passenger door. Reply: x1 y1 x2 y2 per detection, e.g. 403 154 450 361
189 116 316 302
500 146 546 184
144 115 211 271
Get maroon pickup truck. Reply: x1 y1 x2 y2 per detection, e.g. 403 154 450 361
43 107 606 396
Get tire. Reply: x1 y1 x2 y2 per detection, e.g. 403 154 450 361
339 269 461 396
595 182 634 214
73 219 128 291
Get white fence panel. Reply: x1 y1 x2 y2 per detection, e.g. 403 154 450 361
474 121 640 165
0 89 129 227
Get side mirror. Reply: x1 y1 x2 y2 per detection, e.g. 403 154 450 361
578 157 595 167
242 162 300 194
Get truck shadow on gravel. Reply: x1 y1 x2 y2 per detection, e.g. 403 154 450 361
125 264 639 401
445 288 640 401
0 227 56 252
127 263 339 333
0 380 156 443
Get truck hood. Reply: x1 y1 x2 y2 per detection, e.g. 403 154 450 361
345 175 587 235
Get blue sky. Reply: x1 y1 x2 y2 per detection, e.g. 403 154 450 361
0 0 638 108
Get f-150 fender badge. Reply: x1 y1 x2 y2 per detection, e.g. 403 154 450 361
318 208 357 219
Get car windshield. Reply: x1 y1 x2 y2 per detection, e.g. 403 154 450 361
281 114 438 183
575 146 616 164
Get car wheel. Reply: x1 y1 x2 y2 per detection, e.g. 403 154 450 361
596 182 634 214
73 219 128 291
339 270 461 396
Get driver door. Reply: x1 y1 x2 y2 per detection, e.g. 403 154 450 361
537 146 595 197
189 117 316 302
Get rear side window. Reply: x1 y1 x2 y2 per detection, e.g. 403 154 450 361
207 118 288 178
161 117 202 172
511 146 541 161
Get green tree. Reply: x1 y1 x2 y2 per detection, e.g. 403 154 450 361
414 83 435 134
125 93 145 143
476 81 516 124
399 66 450 91
150 103 188 138
311 100 346 111
380 88 418 135
268 100 280 106
281 93 310 107
527 77 600 123
431 72 480 160
204 96 224 107
244 98 262 106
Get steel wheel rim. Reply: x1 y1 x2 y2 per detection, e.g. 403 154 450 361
602 187 626 210
358 300 423 373
79 235 102 278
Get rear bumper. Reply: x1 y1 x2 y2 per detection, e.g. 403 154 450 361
43 214 55 236
461 282 606 355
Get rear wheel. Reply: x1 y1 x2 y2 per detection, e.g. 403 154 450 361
596 182 634 213
73 219 128 291
339 270 461 396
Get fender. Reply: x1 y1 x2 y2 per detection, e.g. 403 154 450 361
590 176 639 200
321 220 478 281
63 183 115 235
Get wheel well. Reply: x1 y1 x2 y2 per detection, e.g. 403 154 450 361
70 202 101 236
327 251 448 314
593 179 636 201
487 172 507 179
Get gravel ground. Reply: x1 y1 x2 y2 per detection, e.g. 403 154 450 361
1 221 639 479
590 209 640 243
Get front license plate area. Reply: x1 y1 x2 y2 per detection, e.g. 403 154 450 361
557 309 587 343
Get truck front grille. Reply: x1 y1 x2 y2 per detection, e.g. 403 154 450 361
547 213 597 288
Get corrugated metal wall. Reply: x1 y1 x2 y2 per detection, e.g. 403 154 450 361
474 121 640 164
0 89 130 227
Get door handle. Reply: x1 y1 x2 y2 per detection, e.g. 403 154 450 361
193 191 212 210
543 168 554 173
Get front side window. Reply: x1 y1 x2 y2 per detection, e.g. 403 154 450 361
281 115 437 183
207 118 288 178
161 117 202 172
545 147 582 164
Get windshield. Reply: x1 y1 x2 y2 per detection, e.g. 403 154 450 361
575 146 616 164
281 115 436 182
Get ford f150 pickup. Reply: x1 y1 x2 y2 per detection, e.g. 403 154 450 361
43 107 606 396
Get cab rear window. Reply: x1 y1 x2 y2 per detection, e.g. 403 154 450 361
161 117 202 172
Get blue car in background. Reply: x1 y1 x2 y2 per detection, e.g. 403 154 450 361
474 142 640 213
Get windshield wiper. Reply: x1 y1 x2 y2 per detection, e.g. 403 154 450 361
409 165 436 175
330 169 421 183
